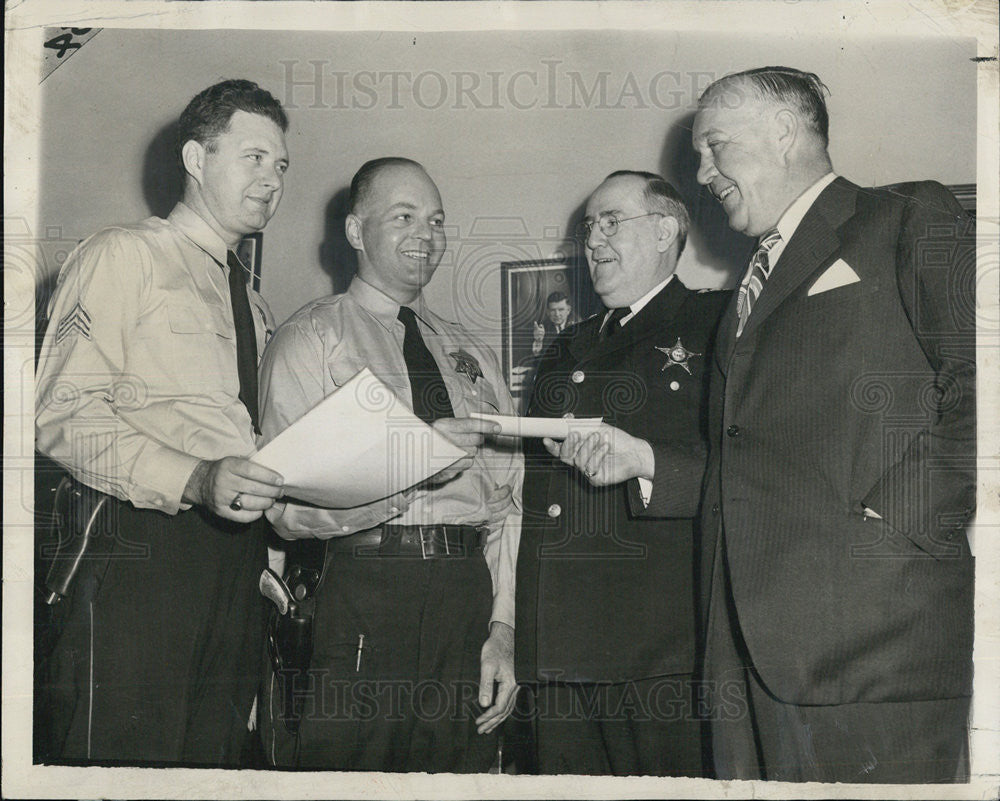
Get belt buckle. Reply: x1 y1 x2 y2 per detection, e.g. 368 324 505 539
418 525 452 558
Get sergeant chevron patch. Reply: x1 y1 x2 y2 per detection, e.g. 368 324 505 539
56 301 92 343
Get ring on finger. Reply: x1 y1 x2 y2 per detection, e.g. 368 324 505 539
230 493 244 512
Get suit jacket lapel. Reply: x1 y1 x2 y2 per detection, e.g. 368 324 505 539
738 177 858 343
567 314 602 363
715 288 741 372
573 278 690 364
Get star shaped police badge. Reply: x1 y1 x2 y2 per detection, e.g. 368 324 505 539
656 338 701 375
450 349 483 384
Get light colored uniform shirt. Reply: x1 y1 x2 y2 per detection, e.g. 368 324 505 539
259 276 523 628
35 202 273 514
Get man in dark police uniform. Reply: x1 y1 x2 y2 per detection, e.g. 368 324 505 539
515 170 730 775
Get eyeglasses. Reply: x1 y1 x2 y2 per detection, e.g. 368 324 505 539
576 212 664 241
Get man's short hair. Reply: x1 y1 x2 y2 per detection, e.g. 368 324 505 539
349 157 426 216
605 170 691 256
176 79 287 166
700 66 831 146
546 291 570 306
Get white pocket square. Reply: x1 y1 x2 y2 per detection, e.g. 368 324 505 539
808 259 861 296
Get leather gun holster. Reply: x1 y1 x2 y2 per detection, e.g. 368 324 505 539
40 475 111 605
260 541 327 735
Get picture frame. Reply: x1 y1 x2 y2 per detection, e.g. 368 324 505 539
948 183 976 218
500 257 602 408
236 232 263 292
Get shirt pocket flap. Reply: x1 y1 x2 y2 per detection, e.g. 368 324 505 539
168 304 233 339
453 375 503 414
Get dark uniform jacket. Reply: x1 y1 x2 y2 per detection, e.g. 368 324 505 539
515 278 730 683
700 178 976 706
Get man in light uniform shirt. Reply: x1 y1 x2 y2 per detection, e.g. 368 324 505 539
35 79 288 765
259 157 522 772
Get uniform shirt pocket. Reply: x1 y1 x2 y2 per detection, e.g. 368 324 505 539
450 373 503 415
151 302 235 393
167 303 234 339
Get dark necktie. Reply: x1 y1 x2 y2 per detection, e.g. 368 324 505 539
601 306 630 340
226 251 260 434
397 305 455 423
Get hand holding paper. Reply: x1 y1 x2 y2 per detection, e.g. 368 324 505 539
469 412 603 439
423 416 501 485
544 424 655 487
252 368 467 507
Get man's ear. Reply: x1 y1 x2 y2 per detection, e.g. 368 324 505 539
180 139 205 186
345 213 364 251
774 108 799 163
656 215 680 254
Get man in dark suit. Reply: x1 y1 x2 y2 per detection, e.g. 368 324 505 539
690 67 976 782
515 170 729 775
531 291 580 357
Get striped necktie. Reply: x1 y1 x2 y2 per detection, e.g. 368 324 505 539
735 229 782 338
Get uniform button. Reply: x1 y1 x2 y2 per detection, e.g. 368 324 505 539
711 503 720 514
471 389 477 396
562 412 575 419
389 506 399 514
669 381 680 391
727 425 740 438
571 370 585 384
341 525 351 532
547 503 562 518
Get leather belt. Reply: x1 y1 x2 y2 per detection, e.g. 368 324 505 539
327 524 488 559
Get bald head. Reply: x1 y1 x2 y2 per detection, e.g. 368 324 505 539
349 157 427 217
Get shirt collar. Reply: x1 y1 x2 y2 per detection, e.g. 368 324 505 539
774 172 837 245
629 274 674 317
614 273 674 328
167 202 231 267
349 276 439 334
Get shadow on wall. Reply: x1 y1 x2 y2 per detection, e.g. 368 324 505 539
319 187 357 295
142 121 184 220
559 196 603 317
659 111 752 288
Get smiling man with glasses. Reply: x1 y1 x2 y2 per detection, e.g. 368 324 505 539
515 170 730 776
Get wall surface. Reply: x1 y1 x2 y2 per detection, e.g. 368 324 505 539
37 28 977 348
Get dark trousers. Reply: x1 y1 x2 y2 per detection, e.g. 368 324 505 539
530 676 703 776
703 528 970 783
290 549 498 772
36 502 266 767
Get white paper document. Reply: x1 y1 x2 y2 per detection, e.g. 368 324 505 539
469 412 604 439
253 368 467 507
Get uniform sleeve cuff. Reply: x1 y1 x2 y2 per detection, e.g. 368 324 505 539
131 445 202 514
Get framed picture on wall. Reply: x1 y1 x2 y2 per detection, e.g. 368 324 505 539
237 232 263 292
500 257 602 407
